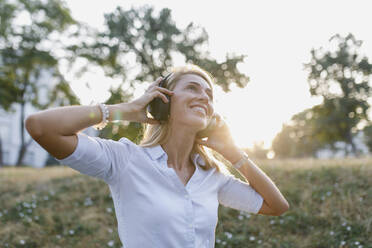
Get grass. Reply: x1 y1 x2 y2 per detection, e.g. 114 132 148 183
0 157 371 248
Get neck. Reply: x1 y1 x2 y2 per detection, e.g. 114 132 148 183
161 124 197 171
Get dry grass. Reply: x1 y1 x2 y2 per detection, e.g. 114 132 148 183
0 157 371 247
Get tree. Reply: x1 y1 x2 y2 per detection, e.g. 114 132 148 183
245 141 269 160
0 0 80 166
303 33 372 156
272 107 328 159
362 123 372 153
67 5 250 142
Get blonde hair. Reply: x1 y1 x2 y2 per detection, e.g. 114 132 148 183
139 64 224 173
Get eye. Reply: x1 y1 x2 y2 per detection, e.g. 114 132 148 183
187 85 213 100
188 85 197 90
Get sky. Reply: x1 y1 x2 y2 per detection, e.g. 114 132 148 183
61 0 372 154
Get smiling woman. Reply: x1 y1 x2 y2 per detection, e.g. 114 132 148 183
25 64 289 248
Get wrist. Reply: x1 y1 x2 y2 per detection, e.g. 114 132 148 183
232 151 250 170
108 104 123 122
110 103 136 121
225 146 245 164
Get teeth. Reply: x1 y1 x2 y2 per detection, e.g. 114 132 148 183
191 106 206 115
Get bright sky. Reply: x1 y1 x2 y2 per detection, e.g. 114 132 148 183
62 0 372 154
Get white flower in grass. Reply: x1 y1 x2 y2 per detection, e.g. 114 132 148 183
346 226 351 231
44 196 49 201
107 240 114 247
279 219 284 224
216 238 221 243
20 240 25 245
342 222 347 226
270 220 275 225
56 235 61 239
224 232 232 239
238 215 244 220
326 191 332 196
107 228 113 233
258 240 262 244
354 241 359 245
329 231 334 235
23 202 30 208
34 216 39 220
69 229 75 235
106 207 113 213
358 245 363 248
249 236 255 241
222 241 227 245
340 241 346 246
84 197 93 206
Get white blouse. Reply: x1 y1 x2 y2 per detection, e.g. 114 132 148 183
55 132 263 248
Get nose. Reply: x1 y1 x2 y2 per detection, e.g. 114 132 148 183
198 90 210 101
197 91 213 115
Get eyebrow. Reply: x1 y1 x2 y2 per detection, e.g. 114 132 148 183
187 81 213 98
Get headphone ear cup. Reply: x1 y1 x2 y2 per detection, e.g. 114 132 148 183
147 93 170 121
147 73 173 122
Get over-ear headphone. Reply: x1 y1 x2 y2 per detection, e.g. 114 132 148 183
147 72 173 122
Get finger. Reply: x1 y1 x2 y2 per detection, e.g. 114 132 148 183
155 86 174 95
146 117 160 125
152 91 169 103
195 138 208 147
147 79 170 93
153 77 163 85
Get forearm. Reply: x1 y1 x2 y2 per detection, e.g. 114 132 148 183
226 149 289 213
26 103 130 137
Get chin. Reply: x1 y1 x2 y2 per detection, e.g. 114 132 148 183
183 114 206 128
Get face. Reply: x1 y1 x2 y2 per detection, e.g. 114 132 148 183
169 73 214 130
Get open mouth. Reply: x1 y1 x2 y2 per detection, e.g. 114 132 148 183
190 106 207 115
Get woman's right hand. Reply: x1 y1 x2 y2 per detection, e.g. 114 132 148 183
115 77 174 124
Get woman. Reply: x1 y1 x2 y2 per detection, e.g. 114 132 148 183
25 64 289 248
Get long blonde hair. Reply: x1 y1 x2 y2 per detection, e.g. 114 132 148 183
139 64 225 173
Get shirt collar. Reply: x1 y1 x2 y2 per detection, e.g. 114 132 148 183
144 144 167 161
144 144 206 167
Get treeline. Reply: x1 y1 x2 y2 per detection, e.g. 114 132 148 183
1 0 371 165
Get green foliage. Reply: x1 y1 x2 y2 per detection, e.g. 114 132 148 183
272 110 323 159
362 123 372 153
274 33 372 158
2 158 370 247
302 33 372 155
0 0 80 111
67 4 251 141
0 0 81 166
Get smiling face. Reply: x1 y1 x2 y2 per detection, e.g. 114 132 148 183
168 73 214 130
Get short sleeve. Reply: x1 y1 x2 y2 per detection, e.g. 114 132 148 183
55 132 135 186
218 172 263 214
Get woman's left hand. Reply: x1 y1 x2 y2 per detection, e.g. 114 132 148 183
195 115 242 163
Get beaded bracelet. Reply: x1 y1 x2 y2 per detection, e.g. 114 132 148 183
233 151 250 169
93 103 109 130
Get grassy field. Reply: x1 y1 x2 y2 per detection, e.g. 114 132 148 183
0 157 370 248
